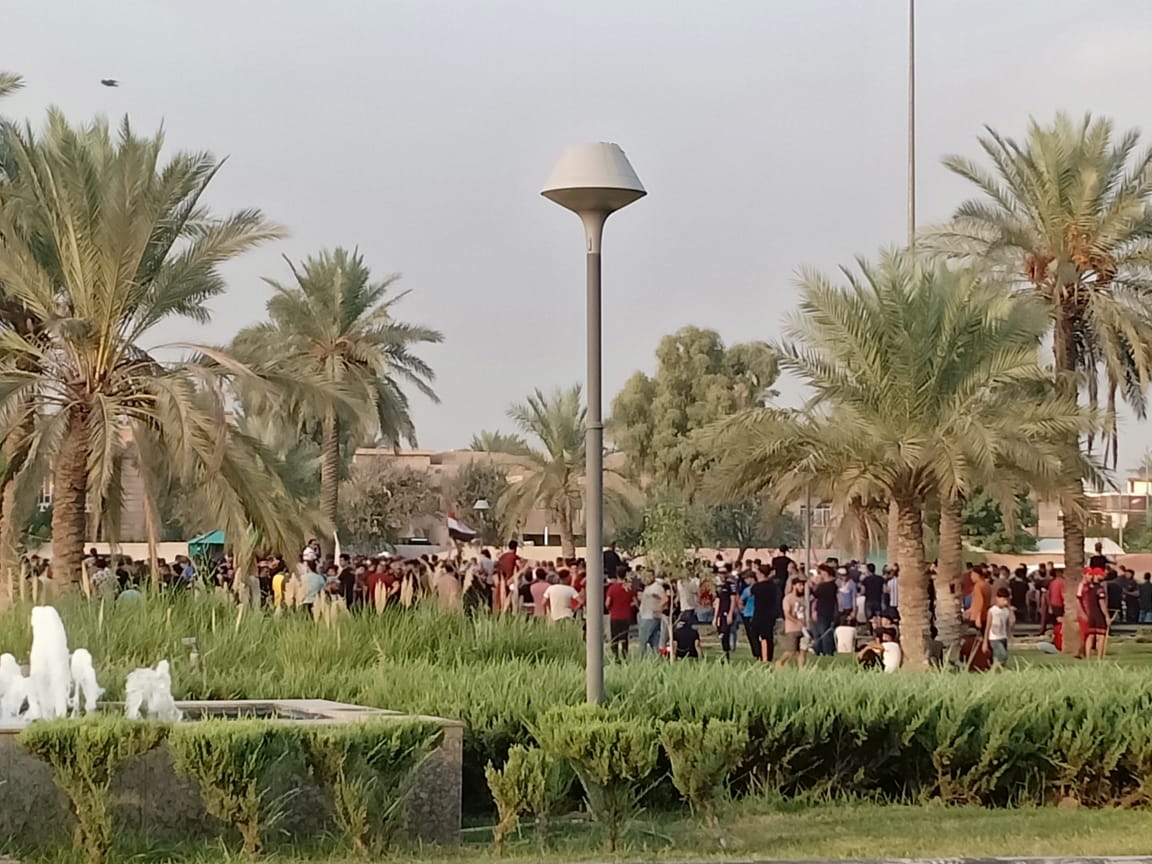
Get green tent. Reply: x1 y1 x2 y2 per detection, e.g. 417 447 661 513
188 530 225 559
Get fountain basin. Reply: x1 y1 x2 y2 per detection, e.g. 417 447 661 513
0 699 463 847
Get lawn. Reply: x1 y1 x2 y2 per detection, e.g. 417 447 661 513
18 800 1152 863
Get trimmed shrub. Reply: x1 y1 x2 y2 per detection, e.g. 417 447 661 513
306 720 442 855
168 720 304 855
19 718 167 864
661 720 747 831
485 745 571 853
536 709 659 852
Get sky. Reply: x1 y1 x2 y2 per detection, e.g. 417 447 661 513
4 0 1152 471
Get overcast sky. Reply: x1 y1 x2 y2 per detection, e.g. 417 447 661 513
4 0 1151 470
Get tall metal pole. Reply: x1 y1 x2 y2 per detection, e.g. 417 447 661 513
583 212 608 704
907 0 916 250
805 481 813 575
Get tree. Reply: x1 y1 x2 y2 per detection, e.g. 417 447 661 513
233 248 442 554
339 461 438 548
470 430 528 454
710 252 1084 667
479 385 634 558
447 460 510 546
0 71 21 99
926 113 1152 604
610 327 777 493
0 112 288 582
961 489 1038 553
705 498 802 562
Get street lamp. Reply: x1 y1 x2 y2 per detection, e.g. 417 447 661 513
542 142 646 704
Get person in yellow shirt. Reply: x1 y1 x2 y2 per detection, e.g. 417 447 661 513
271 566 286 609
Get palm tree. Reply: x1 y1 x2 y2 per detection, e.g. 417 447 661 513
0 72 22 100
469 430 528 454
233 248 442 552
479 385 633 558
925 113 1152 598
0 111 284 582
710 252 1084 667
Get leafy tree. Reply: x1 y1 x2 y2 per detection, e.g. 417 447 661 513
469 430 528 454
705 499 802 561
926 112 1152 588
610 326 776 493
641 501 703 576
478 385 634 558
0 112 287 581
710 253 1085 667
961 489 1038 553
339 461 439 548
447 460 511 546
234 248 442 555
0 71 21 99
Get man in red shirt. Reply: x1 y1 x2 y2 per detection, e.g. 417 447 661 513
495 541 522 614
605 570 636 660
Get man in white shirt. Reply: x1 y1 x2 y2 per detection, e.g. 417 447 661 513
677 574 700 615
542 580 580 622
638 574 668 655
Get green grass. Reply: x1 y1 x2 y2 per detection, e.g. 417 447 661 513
17 800 1152 862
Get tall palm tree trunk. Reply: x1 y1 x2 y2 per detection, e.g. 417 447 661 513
319 410 340 558
559 507 575 560
1053 310 1084 655
935 496 965 653
895 495 930 669
51 407 90 585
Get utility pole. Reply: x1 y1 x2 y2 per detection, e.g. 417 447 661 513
907 0 916 250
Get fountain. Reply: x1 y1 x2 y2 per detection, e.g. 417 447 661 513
0 604 463 847
29 606 71 720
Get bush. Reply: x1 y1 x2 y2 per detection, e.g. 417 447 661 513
306 720 442 855
168 720 304 855
661 719 747 830
536 709 659 852
485 745 571 853
19 718 167 864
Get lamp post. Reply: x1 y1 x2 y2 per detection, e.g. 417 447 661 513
542 142 646 704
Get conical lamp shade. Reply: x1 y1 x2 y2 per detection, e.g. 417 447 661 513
542 142 646 214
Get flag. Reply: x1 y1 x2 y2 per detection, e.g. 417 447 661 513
447 513 477 542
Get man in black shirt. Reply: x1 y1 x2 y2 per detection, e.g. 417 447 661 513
770 545 794 581
862 562 885 622
749 567 781 663
713 566 739 659
338 554 357 608
1089 542 1110 571
603 543 623 580
811 565 839 655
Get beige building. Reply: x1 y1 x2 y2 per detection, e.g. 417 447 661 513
1035 476 1151 551
352 448 581 548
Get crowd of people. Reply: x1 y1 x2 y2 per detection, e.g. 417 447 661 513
21 538 1149 669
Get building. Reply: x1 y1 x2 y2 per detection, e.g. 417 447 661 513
351 448 625 549
1035 476 1151 551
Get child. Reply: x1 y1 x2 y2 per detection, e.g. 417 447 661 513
984 586 1015 667
834 612 857 654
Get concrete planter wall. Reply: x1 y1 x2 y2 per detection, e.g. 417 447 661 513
0 700 463 848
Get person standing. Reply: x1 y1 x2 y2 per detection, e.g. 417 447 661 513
749 567 780 663
603 543 623 582
811 566 839 656
983 587 1015 667
1079 569 1111 659
638 573 668 656
738 571 760 660
861 563 885 622
713 567 739 660
777 576 807 668
770 545 794 582
604 571 636 660
1140 573 1152 624
529 569 550 618
542 576 580 623
495 541 522 614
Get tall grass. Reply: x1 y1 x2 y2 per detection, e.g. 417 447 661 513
7 596 1152 812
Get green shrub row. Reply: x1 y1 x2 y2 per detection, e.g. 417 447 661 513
18 716 441 862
